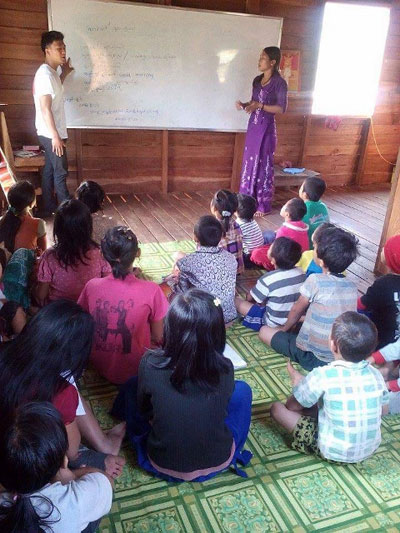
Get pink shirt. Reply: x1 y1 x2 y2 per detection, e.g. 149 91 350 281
38 247 111 302
78 273 169 384
276 221 309 252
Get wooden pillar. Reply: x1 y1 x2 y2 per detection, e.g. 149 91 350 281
75 129 83 186
375 146 400 275
230 132 246 192
298 114 311 167
161 130 169 193
354 118 371 186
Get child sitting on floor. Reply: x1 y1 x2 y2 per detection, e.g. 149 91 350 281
112 289 252 482
0 300 126 479
235 237 305 331
36 199 111 305
0 402 113 533
235 194 264 267
76 180 121 244
251 198 309 270
0 180 46 256
211 189 244 274
78 226 169 384
299 176 329 248
169 215 237 323
271 312 388 464
259 223 359 371
358 234 400 348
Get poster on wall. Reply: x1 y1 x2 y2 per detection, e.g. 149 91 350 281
280 51 301 92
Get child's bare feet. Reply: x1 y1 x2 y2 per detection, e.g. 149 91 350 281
102 422 126 455
104 454 126 478
287 361 303 386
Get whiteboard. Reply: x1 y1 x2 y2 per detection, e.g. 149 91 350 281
48 0 282 131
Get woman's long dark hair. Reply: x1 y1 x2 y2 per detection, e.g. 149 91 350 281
0 402 68 533
53 199 98 269
151 289 231 392
0 300 94 417
211 189 238 233
0 181 36 253
253 46 282 87
101 226 139 280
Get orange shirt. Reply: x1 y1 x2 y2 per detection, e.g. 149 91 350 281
14 215 43 251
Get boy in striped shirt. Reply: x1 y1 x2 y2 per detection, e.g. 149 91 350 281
259 224 359 371
235 237 306 330
236 194 264 268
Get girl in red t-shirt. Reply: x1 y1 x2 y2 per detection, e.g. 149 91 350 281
0 300 125 478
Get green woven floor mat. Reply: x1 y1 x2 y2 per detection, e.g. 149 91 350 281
79 240 400 533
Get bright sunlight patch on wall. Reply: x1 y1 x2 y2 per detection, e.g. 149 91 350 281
312 2 390 117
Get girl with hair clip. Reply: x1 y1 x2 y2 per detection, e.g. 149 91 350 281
0 180 47 256
36 199 111 305
210 189 244 274
0 402 113 533
112 289 253 482
78 226 169 384
0 300 126 480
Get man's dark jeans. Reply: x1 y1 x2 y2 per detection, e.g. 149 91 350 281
38 135 70 213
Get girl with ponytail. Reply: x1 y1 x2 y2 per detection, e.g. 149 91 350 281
0 402 113 533
210 189 244 274
0 180 47 255
36 199 111 305
78 226 169 384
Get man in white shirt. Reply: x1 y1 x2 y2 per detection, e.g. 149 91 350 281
33 31 74 216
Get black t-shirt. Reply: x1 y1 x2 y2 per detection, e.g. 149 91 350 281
361 274 400 347
137 350 234 473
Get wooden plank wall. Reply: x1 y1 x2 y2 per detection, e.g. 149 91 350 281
1 0 399 194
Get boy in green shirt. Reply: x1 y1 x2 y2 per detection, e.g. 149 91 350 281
299 177 329 248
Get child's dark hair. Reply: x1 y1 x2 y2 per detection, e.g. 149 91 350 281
53 199 97 269
237 194 258 221
270 237 302 270
0 402 67 533
211 189 238 233
331 311 378 362
194 216 223 247
0 181 36 254
313 223 359 273
76 180 106 214
41 30 64 53
0 300 94 418
302 177 326 202
0 301 22 340
284 198 307 221
153 289 231 392
101 226 139 280
0 248 7 273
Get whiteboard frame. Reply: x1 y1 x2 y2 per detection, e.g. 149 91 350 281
47 0 283 132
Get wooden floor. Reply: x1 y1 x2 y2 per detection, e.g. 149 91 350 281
97 184 390 294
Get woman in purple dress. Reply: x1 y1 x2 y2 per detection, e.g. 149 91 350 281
236 47 288 216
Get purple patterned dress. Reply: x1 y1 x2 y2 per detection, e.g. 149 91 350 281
239 73 288 213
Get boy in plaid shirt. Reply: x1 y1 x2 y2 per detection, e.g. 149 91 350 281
271 312 389 463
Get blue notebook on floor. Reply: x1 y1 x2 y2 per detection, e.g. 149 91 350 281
223 343 247 370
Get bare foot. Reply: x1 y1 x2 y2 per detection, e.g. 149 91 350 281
287 361 303 386
254 211 270 218
104 454 126 479
102 422 126 455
